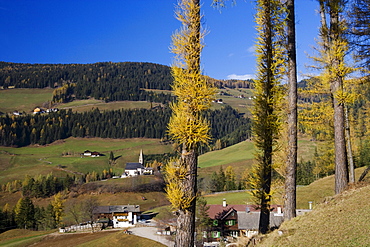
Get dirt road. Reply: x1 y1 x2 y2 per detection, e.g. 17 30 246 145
130 227 174 247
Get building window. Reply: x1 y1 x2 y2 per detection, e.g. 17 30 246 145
226 220 236 226
213 219 218 226
212 231 220 238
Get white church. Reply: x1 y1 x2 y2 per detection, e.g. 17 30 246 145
121 150 153 177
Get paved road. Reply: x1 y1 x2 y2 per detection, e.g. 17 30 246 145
130 227 174 247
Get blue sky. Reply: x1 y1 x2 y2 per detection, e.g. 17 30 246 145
0 0 320 80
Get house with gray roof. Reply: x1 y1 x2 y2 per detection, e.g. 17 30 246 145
206 199 284 241
94 205 141 228
237 211 284 238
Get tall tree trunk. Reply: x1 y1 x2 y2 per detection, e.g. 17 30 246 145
329 1 349 194
251 0 284 234
168 0 213 246
175 149 197 246
345 105 355 183
319 0 349 194
259 146 272 234
332 82 349 194
284 0 298 221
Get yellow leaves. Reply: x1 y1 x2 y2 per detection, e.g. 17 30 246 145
169 0 215 149
334 89 356 105
167 0 215 216
164 159 195 211
51 192 66 226
171 67 216 113
247 162 273 204
168 102 211 150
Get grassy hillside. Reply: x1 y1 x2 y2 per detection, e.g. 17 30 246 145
0 89 165 115
0 135 316 186
0 137 172 185
203 167 368 209
211 88 253 116
198 141 255 178
258 182 370 246
198 138 316 180
0 86 253 114
58 100 164 112
0 88 54 114
0 229 166 247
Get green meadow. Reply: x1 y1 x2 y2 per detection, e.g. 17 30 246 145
0 88 54 114
0 137 173 185
58 100 163 112
0 87 254 114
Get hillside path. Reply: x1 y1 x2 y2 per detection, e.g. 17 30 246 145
130 227 174 247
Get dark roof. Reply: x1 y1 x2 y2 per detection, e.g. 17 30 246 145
125 163 144 170
207 204 283 219
94 205 141 214
237 211 283 230
208 205 260 219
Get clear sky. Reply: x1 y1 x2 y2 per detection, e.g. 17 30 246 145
0 0 320 80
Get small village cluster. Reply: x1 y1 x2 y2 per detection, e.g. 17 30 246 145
61 198 311 246
59 150 312 246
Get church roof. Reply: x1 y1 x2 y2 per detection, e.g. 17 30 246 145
125 163 144 170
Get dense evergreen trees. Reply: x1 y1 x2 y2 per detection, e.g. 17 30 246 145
9 195 64 231
0 61 252 104
0 106 250 148
0 62 172 90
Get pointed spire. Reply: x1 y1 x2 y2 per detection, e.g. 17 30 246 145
139 149 143 165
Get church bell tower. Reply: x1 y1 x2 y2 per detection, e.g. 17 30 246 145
139 149 143 165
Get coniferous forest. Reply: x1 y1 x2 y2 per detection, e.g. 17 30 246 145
0 61 252 148
0 61 253 103
0 100 250 148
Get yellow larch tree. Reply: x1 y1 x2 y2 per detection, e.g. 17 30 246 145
165 0 215 246
248 0 286 234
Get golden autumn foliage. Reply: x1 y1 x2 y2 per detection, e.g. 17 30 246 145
51 192 66 226
248 0 285 203
164 159 196 211
247 0 286 233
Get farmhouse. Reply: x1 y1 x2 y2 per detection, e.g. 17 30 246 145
33 107 45 114
13 111 22 116
94 205 141 228
83 150 100 157
121 150 153 177
237 210 284 238
206 199 284 241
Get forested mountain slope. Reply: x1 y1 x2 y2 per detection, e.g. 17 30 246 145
0 61 254 103
0 105 251 147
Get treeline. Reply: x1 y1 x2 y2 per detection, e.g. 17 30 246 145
199 166 244 193
207 106 252 147
2 169 116 201
0 196 60 232
0 61 173 90
0 62 175 103
0 62 253 103
0 105 251 148
2 173 76 198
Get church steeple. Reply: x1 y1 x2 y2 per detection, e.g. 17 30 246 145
139 149 143 165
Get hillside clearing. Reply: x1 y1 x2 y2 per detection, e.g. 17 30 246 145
258 182 370 247
0 229 166 247
0 88 54 114
0 137 172 185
